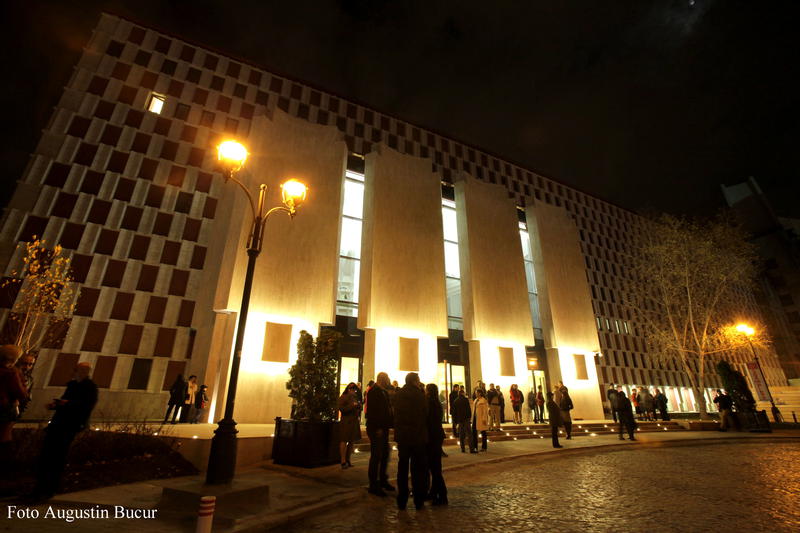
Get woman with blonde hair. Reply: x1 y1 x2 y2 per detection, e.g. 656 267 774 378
471 388 489 453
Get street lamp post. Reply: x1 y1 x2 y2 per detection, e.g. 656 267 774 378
206 141 307 485
735 323 781 422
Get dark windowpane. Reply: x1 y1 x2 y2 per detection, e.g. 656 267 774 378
131 132 151 154
145 296 168 324
107 151 129 173
185 68 201 84
100 124 122 146
160 140 179 161
128 26 145 44
81 320 109 352
74 287 101 317
50 192 78 219
45 162 70 187
203 54 219 70
109 291 135 320
138 158 158 180
155 36 172 54
190 246 206 269
193 88 209 105
152 213 173 236
128 235 150 260
94 229 119 255
114 178 136 202
69 254 93 283
117 85 138 105
101 259 126 288
134 50 152 68
127 358 152 390
177 300 195 326
202 197 217 218
59 223 85 250
93 356 117 388
67 116 91 137
226 62 241 78
162 360 186 390
153 328 176 357
94 100 115 120
19 216 48 242
87 199 112 224
168 269 189 296
182 218 201 241
106 40 124 57
125 109 144 128
195 172 212 193
240 102 255 118
174 103 190 120
111 62 131 81
140 71 158 91
48 353 80 386
181 125 198 143
187 147 205 167
180 45 196 62
145 184 165 208
167 165 186 187
154 117 172 136
73 143 98 166
137 264 159 292
175 192 193 214
160 241 181 265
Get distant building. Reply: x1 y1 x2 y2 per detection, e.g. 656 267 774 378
0 14 787 423
722 178 800 379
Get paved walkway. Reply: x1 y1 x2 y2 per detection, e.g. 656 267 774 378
2 429 798 532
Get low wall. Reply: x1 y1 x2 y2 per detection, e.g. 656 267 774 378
169 435 275 471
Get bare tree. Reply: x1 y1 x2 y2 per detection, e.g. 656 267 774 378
624 214 763 418
1 238 77 357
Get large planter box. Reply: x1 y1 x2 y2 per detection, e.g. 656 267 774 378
738 409 772 433
271 417 340 467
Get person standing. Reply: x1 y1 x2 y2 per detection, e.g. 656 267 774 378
0 346 28 454
14 352 35 417
425 383 448 506
487 384 500 430
713 389 734 431
536 385 546 423
164 374 186 424
616 389 637 440
606 383 618 423
558 382 573 439
338 383 361 469
394 372 429 510
497 386 506 424
27 362 97 502
631 388 641 421
471 388 489 452
654 388 670 421
640 387 655 421
366 372 394 496
452 388 472 452
181 375 198 423
527 387 536 422
192 385 209 424
448 384 459 438
510 384 523 424
545 392 563 448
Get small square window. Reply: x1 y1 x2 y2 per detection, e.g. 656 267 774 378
147 93 165 114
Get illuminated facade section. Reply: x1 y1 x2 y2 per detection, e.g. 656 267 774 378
442 194 463 331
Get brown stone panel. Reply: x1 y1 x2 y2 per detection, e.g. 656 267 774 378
128 235 150 261
152 213 173 236
120 206 143 231
182 218 201 241
145 185 165 208
202 197 217 219
81 320 109 352
190 246 206 269
109 291 135 320
195 172 212 193
138 158 158 181
101 260 126 288
177 300 194 327
50 192 78 219
87 199 112 224
119 324 143 354
67 116 91 138
94 100 115 120
74 287 101 316
160 241 181 265
136 265 159 292
107 151 129 173
45 162 70 187
69 254 93 283
93 356 117 388
80 170 104 194
94 229 119 255
100 124 122 146
131 133 151 154
153 327 176 357
48 353 80 386
154 117 172 136
174 192 193 214
168 269 189 297
144 296 168 323
127 358 152 390
167 165 186 187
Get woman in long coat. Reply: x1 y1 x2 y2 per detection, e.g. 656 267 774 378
425 383 448 505
338 382 362 469
471 388 489 452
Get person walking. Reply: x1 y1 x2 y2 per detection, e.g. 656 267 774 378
192 385 209 423
338 382 361 469
471 388 489 452
452 388 472 452
425 383 448 506
713 389 734 431
27 362 98 502
448 384 459 438
487 384 500 430
606 383 618 423
0 346 28 456
510 384 523 424
616 389 637 441
394 372 429 510
558 382 573 439
536 385 546 423
545 392 563 448
497 386 506 424
366 372 394 496
164 374 186 424
654 388 670 421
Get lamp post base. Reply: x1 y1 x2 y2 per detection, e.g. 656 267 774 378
205 418 239 484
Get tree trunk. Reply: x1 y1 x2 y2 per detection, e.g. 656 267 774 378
694 387 710 420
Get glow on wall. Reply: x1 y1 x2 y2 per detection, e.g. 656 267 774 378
373 328 438 385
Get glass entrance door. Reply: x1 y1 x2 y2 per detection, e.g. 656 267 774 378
339 356 361 395
437 362 466 422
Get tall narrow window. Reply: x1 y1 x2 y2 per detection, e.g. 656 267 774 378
519 220 543 340
336 161 365 317
147 93 165 114
442 191 462 330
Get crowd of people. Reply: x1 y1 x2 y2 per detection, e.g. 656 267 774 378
608 384 670 422
164 374 209 424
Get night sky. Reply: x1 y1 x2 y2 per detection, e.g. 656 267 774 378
3 0 799 216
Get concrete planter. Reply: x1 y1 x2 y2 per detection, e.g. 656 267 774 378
272 417 340 467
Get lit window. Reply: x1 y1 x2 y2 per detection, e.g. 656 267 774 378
444 241 460 278
342 179 364 219
339 217 362 259
147 93 165 114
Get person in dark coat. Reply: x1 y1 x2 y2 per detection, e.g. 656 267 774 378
27 362 98 502
527 387 536 422
448 385 459 438
164 374 186 424
338 383 361 469
497 386 506 424
558 382 573 439
654 388 670 421
393 372 428 510
452 389 472 452
606 383 619 422
192 385 209 423
366 372 394 496
545 392 563 448
425 383 448 505
616 388 637 440
535 385 546 423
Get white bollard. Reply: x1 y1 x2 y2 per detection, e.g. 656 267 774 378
196 495 216 533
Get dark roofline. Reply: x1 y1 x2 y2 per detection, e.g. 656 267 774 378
102 10 637 217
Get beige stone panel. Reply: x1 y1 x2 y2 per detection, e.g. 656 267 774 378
455 177 533 346
525 200 603 420
357 144 448 336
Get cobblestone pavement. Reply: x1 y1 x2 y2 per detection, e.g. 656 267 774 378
286 442 800 533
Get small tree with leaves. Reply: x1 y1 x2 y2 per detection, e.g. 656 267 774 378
1 238 76 357
716 359 756 413
624 214 760 419
286 329 341 422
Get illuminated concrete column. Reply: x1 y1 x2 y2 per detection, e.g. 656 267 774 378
455 176 534 392
212 109 347 423
526 200 604 420
358 144 448 385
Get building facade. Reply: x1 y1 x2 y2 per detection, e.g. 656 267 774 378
0 14 788 423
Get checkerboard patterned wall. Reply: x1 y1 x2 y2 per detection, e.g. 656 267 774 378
0 13 784 404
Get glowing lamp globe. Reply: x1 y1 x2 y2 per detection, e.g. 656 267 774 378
281 179 308 211
217 140 248 173
736 323 755 336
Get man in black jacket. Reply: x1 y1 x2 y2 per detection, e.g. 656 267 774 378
393 372 428 510
28 362 98 502
607 383 619 423
366 372 394 496
448 385 459 438
545 392 563 448
451 389 472 452
616 388 637 440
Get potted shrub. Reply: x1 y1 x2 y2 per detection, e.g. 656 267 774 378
272 329 342 467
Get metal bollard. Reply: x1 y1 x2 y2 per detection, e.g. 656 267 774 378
196 495 216 533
